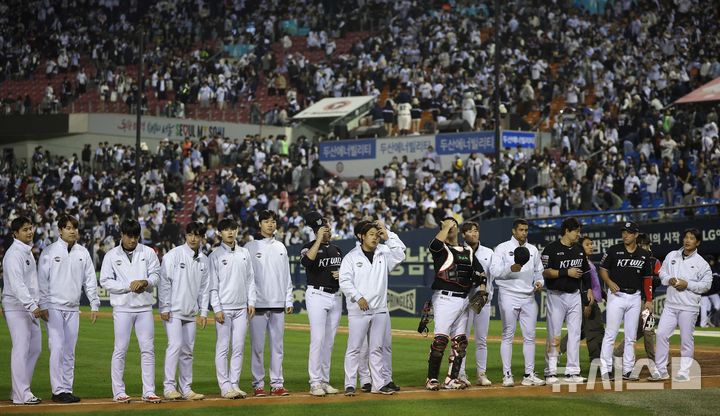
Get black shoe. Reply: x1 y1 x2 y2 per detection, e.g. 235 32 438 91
344 387 356 396
622 372 639 381
387 381 400 392
52 393 76 403
68 393 81 403
360 383 372 393
376 384 394 395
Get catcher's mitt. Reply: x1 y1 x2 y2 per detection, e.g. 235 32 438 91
469 290 488 314
417 300 433 336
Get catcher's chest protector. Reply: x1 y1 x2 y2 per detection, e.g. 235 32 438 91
436 244 475 288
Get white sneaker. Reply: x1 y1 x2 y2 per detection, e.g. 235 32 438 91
521 373 546 386
502 373 514 387
457 376 472 389
647 373 670 382
545 375 560 384
233 388 248 399
443 378 466 390
183 391 205 401
310 385 326 397
222 390 241 399
563 375 587 383
164 390 182 400
322 383 339 394
477 373 492 386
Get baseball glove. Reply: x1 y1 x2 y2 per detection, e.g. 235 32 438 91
469 290 488 314
417 300 433 336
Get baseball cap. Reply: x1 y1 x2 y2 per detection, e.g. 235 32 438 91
304 211 326 231
621 221 639 233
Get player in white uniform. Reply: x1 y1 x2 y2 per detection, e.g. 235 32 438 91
159 222 211 401
3 216 44 405
650 228 713 382
38 214 100 403
455 221 494 387
246 210 294 397
489 218 546 387
209 218 256 399
99 219 162 403
340 220 406 395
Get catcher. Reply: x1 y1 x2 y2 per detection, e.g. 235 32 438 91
425 217 486 391
613 233 660 366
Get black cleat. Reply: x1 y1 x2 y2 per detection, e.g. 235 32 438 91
387 381 400 392
360 383 372 393
344 386 356 396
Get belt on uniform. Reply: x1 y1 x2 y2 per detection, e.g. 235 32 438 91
439 290 468 299
618 288 638 294
309 285 339 294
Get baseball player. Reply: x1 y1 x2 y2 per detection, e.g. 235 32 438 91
159 222 210 401
99 219 162 403
598 221 653 381
301 211 343 397
3 216 44 405
612 233 660 367
340 220 406 396
425 218 486 391
560 236 605 362
38 214 100 403
246 210 293 397
541 217 591 384
455 221 494 387
209 218 256 399
489 218 546 387
650 228 713 382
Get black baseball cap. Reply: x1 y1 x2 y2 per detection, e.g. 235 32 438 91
621 221 639 233
304 211 326 231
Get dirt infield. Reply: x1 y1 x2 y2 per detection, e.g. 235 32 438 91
3 374 720 414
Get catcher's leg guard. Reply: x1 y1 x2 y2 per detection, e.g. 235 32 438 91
428 334 449 379
448 335 468 379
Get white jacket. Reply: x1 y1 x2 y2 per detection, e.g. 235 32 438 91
339 231 406 316
659 248 713 312
159 244 210 320
208 242 256 312
99 243 160 312
470 244 495 301
2 239 39 312
38 239 100 311
490 236 544 297
245 237 293 308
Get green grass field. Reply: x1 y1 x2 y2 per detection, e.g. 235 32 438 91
1 307 719 415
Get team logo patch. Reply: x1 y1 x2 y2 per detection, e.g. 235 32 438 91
356 262 363 268
180 263 186 269
115 260 122 266
256 253 262 258
222 259 228 265
54 256 61 262
671 260 676 265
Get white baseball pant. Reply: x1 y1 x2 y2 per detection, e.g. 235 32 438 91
498 291 538 375
163 317 197 395
600 292 640 375
5 311 42 404
700 294 720 327
46 309 80 395
457 299 491 380
306 288 342 387
250 310 286 389
431 291 469 338
111 311 156 398
382 312 393 382
344 312 389 391
544 290 582 376
358 338 372 386
215 308 249 395
655 305 699 378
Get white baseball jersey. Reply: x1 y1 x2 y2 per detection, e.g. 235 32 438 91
2 239 39 312
490 237 544 296
339 231 406 315
208 242 257 311
659 248 713 311
245 237 293 309
38 239 100 311
99 243 160 312
159 244 211 320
